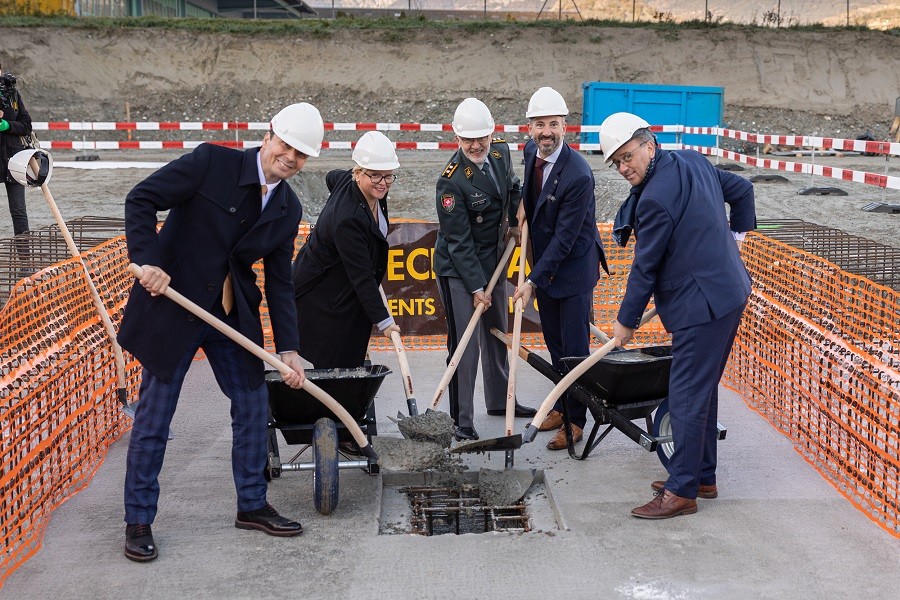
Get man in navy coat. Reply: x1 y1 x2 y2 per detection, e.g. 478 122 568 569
117 103 324 561
513 87 608 451
601 112 756 519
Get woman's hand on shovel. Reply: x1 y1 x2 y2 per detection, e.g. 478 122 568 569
136 264 171 297
278 351 306 389
381 323 401 339
612 320 636 347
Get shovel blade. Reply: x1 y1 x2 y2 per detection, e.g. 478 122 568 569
449 434 523 454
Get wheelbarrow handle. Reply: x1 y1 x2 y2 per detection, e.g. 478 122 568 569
430 238 516 411
523 307 659 443
127 263 376 458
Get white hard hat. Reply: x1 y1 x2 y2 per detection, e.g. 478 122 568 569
270 103 325 157
526 87 569 119
8 148 53 187
452 97 495 138
352 131 400 170
599 112 651 164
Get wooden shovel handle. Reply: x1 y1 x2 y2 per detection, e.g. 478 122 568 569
127 263 371 449
505 221 529 436
378 286 414 398
430 238 516 410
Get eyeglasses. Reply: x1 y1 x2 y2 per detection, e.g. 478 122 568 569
609 141 648 170
457 135 491 147
363 172 397 184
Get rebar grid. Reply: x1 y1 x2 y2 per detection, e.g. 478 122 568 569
758 219 900 291
403 485 530 536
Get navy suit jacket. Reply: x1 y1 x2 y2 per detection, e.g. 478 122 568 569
618 149 756 332
118 143 302 384
522 140 607 299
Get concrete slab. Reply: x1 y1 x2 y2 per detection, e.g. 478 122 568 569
3 348 899 599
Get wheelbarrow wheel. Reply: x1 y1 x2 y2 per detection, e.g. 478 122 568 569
653 398 674 468
313 417 339 515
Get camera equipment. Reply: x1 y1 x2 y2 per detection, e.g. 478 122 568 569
0 73 17 92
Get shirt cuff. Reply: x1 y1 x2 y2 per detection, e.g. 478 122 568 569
525 279 537 289
732 231 747 241
376 316 395 331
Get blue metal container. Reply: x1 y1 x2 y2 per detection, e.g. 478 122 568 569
581 82 724 150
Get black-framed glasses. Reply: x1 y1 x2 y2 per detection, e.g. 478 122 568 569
609 141 648 169
363 172 397 184
457 135 491 147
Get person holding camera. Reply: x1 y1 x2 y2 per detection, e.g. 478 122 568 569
0 61 32 238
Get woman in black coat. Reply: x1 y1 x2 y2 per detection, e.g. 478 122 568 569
0 61 32 237
292 131 401 368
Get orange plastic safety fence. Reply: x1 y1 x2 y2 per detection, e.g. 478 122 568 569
0 237 140 588
725 233 900 536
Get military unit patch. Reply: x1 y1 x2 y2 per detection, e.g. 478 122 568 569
491 150 502 159
441 194 456 212
442 163 458 178
464 166 473 179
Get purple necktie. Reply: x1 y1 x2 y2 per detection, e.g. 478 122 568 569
534 157 547 199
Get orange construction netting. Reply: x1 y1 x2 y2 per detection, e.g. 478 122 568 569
1 222 898 589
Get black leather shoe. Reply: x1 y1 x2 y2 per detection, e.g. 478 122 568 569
235 503 303 537
124 523 158 562
487 403 538 418
454 426 479 441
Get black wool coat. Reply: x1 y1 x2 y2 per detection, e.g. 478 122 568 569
292 169 390 368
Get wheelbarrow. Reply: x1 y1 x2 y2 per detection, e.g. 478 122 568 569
265 365 392 515
490 329 727 463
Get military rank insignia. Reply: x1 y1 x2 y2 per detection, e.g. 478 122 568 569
491 150 502 159
464 166 473 179
441 194 456 212
443 163 458 178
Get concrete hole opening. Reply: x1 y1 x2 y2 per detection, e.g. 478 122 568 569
378 470 566 536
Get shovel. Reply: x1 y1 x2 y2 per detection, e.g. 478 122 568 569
127 263 377 460
36 175 137 422
521 307 659 445
428 237 516 411
450 231 526 458
379 286 418 417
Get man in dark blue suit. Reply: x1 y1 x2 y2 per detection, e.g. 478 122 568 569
117 103 324 561
512 87 608 451
601 112 756 519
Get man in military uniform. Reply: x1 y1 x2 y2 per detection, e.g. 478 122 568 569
434 97 537 441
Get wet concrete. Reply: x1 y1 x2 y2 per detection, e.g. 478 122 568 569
396 410 455 447
478 468 536 507
371 436 462 472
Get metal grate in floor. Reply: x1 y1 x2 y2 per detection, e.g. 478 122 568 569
403 484 530 536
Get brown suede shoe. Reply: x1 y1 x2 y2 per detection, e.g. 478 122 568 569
538 410 564 431
651 480 718 499
631 490 698 519
546 424 583 450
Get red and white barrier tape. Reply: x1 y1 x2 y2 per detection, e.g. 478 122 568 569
687 145 900 191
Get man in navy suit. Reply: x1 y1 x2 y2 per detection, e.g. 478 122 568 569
600 112 756 519
117 103 324 561
512 87 608 451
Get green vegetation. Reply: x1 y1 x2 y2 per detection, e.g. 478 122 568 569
0 14 896 35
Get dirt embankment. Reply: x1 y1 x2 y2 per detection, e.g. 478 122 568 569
3 24 899 135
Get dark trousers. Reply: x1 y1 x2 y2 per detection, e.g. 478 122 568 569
5 179 29 235
124 312 269 524
437 275 511 428
534 288 593 428
664 302 747 499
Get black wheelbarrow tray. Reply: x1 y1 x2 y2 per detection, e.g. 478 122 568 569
515 341 726 463
264 365 392 515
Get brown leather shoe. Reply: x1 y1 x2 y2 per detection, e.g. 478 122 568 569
538 410 564 431
546 424 583 450
631 490 698 519
651 480 718 499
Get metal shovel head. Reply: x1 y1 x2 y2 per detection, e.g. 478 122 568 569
450 434 523 454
